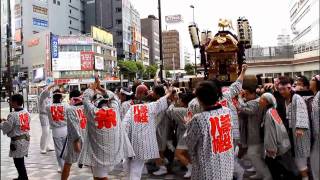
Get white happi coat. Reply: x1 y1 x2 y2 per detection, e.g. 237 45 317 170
121 100 133 120
39 87 52 126
0 109 31 158
63 105 87 164
286 94 311 158
187 80 243 140
82 89 135 167
310 91 320 180
123 96 169 160
186 107 234 180
263 108 291 156
46 102 68 131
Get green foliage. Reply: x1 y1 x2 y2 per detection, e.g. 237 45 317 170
184 63 195 75
166 71 171 78
145 65 158 78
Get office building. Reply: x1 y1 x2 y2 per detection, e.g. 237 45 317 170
141 36 150 66
84 0 142 60
141 15 160 65
162 30 181 70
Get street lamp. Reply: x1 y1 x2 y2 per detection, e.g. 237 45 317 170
158 0 164 82
190 5 197 76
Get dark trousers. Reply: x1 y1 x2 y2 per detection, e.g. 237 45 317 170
265 155 299 180
13 157 28 180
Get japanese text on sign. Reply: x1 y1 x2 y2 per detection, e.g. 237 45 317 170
50 106 65 122
133 105 149 124
19 113 30 132
209 113 233 154
95 108 117 129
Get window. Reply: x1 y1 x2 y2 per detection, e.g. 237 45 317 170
70 9 71 14
69 20 72 24
57 1 60 5
116 31 122 36
116 19 122 24
53 0 56 4
116 7 122 12
70 31 72 34
70 0 71 2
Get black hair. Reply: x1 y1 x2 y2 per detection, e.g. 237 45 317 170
153 85 165 97
312 75 320 91
53 89 63 103
69 89 81 99
195 81 220 106
279 76 291 86
11 94 24 106
297 75 310 88
179 91 195 106
209 78 222 99
121 87 134 101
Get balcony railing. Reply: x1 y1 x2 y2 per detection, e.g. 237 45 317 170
245 45 294 63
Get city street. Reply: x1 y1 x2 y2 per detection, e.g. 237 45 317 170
0 103 188 180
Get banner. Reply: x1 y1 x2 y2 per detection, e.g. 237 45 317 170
165 14 183 24
95 56 104 70
81 51 94 70
51 34 59 58
52 52 81 71
33 18 48 27
91 26 113 46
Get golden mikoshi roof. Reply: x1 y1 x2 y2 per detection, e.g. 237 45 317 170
206 32 238 53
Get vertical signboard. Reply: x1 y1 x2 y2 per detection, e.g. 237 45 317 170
95 56 104 70
51 34 59 58
80 51 94 70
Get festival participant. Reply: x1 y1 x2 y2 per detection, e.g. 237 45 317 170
166 91 195 178
82 77 135 180
61 90 87 180
119 87 134 120
278 77 311 180
184 81 234 180
122 84 175 180
44 86 69 172
38 84 54 154
0 94 31 180
310 75 320 180
238 76 272 180
259 93 293 180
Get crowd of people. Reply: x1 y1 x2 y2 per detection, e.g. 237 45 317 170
0 64 319 180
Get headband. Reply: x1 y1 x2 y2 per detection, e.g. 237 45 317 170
120 88 133 96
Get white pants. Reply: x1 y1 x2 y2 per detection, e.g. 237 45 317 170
40 125 53 151
295 157 308 171
92 165 114 178
247 144 272 180
53 136 66 169
126 159 145 180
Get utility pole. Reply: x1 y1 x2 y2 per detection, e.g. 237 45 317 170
6 0 13 112
190 5 197 76
158 0 164 82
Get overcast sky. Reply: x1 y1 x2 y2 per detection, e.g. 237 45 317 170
133 0 293 50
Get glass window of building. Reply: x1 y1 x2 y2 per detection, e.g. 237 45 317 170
69 45 76 51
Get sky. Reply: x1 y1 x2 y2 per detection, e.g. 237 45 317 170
133 0 293 50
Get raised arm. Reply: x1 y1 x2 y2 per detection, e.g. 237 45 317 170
39 84 55 104
224 64 248 100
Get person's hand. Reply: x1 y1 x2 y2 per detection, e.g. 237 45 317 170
296 128 305 138
182 111 193 124
266 149 277 158
0 118 6 123
241 64 248 72
73 140 81 153
264 83 274 91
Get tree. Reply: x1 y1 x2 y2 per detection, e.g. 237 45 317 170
184 63 195 75
165 71 172 78
118 60 138 80
136 61 145 79
144 65 158 79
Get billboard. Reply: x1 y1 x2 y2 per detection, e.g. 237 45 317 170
81 51 94 70
91 26 113 46
51 35 59 58
58 36 93 45
52 52 81 71
95 56 104 70
33 18 48 27
165 14 183 24
14 29 22 42
33 67 45 82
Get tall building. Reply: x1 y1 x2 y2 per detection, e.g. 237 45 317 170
141 36 150 66
141 15 160 65
289 0 319 49
1 0 85 78
162 30 181 70
84 0 142 60
183 48 192 66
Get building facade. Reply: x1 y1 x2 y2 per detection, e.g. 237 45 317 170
84 0 141 60
141 15 160 65
141 36 150 66
162 30 181 70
